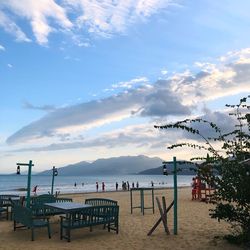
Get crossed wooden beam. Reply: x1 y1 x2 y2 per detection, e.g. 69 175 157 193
148 196 174 236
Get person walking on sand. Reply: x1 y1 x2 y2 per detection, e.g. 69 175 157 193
102 182 105 192
96 182 99 192
116 182 118 191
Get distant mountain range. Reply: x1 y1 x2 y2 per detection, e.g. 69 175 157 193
38 155 164 176
37 155 196 176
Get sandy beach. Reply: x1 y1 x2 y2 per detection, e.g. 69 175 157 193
0 187 241 250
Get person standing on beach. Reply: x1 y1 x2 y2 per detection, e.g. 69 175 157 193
32 185 38 195
74 182 77 187
136 181 139 188
122 181 126 190
127 181 130 191
116 182 118 191
191 177 197 200
102 182 105 192
96 182 99 192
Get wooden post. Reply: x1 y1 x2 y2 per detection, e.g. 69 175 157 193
130 189 133 214
173 156 178 235
152 189 155 214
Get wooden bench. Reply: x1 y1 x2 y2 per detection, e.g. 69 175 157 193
31 194 72 217
60 205 119 242
85 198 118 230
12 204 51 241
85 198 118 206
0 195 20 220
0 207 8 219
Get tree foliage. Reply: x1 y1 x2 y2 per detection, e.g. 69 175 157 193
155 95 250 245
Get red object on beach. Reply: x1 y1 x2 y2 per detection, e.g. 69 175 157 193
191 177 198 200
192 188 197 200
191 176 202 200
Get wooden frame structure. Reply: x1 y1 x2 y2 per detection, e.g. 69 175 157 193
130 187 155 215
147 196 174 236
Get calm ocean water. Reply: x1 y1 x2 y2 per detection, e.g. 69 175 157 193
0 174 194 196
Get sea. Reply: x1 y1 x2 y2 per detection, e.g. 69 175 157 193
0 174 194 196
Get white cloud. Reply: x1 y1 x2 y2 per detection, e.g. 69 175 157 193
0 44 5 51
66 0 173 37
170 48 250 106
7 63 13 68
5 48 250 151
6 107 245 156
161 69 168 75
10 122 178 152
6 82 189 144
0 0 176 45
0 10 31 42
0 0 72 45
111 77 149 90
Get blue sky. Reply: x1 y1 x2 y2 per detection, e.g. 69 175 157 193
0 0 249 173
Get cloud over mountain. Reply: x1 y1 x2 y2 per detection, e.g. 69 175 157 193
6 83 189 144
6 48 250 146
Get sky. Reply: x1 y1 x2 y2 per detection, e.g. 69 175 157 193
0 0 250 173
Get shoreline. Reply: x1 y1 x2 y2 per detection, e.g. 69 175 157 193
59 185 191 197
8 186 191 197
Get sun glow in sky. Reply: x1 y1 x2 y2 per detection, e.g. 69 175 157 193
0 0 249 173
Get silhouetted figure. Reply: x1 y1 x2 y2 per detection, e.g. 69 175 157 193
136 181 139 188
127 181 130 191
151 181 154 187
122 181 126 191
116 182 118 191
102 182 105 192
96 182 99 192
74 182 77 187
32 185 38 195
191 177 197 200
132 182 135 188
